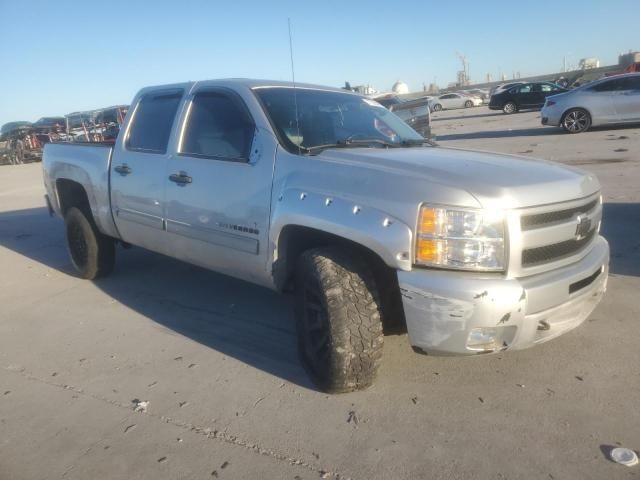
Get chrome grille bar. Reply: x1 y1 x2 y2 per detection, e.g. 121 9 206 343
521 199 598 230
522 228 596 266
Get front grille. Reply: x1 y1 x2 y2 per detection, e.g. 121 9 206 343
521 199 598 230
522 228 596 266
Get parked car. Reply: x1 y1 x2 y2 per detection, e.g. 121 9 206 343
430 93 482 111
489 82 567 114
43 79 609 393
374 94 433 138
541 73 640 133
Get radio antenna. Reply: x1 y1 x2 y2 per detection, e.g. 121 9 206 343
288 18 302 154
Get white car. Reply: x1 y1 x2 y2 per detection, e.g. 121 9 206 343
541 73 640 133
430 93 483 111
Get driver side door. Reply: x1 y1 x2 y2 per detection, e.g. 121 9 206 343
163 87 277 285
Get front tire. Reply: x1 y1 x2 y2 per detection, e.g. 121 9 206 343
562 108 591 133
503 102 517 114
295 247 384 393
464 100 473 108
432 104 442 112
64 207 115 279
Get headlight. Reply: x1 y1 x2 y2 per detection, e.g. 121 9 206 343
416 205 506 271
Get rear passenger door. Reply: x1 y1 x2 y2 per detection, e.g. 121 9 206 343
587 79 622 122
111 89 183 254
531 83 555 107
163 87 277 285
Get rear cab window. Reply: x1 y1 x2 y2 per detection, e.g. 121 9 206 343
126 90 183 154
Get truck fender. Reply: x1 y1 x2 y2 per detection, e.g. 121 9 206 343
270 188 413 283
50 163 118 239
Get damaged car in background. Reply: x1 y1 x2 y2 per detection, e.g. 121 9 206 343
374 93 433 139
65 105 128 144
43 79 609 393
1 119 64 165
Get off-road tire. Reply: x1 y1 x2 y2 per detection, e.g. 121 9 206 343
561 108 591 133
64 207 115 279
295 247 384 393
464 100 473 108
503 102 517 114
432 104 442 112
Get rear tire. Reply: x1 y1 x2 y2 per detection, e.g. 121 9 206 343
64 207 115 279
295 247 384 393
464 100 473 108
432 104 442 112
562 108 591 133
503 102 517 114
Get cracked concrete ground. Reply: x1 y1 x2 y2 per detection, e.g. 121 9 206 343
1 109 639 479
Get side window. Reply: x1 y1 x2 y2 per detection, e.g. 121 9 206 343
126 92 182 153
592 79 620 92
619 77 640 91
516 84 532 93
180 91 255 161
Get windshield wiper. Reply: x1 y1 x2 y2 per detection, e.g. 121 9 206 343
401 138 438 147
304 137 402 155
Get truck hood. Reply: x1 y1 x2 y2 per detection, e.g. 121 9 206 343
315 146 600 209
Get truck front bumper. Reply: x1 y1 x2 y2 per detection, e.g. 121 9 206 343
398 236 609 355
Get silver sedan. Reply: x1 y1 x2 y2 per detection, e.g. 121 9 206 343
541 73 640 133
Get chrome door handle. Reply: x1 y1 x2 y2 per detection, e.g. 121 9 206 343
114 164 132 176
169 171 192 186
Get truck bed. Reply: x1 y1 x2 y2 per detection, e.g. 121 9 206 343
42 142 120 239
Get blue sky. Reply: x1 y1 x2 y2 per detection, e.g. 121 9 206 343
0 0 638 126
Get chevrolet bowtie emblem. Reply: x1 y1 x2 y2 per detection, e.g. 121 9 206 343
575 215 592 240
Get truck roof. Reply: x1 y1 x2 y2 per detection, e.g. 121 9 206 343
136 78 358 96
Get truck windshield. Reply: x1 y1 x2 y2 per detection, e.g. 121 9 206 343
254 87 426 154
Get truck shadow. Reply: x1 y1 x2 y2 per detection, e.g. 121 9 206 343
601 203 640 277
0 206 313 389
0 203 638 388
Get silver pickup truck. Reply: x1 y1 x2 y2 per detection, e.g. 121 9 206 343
43 79 609 393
